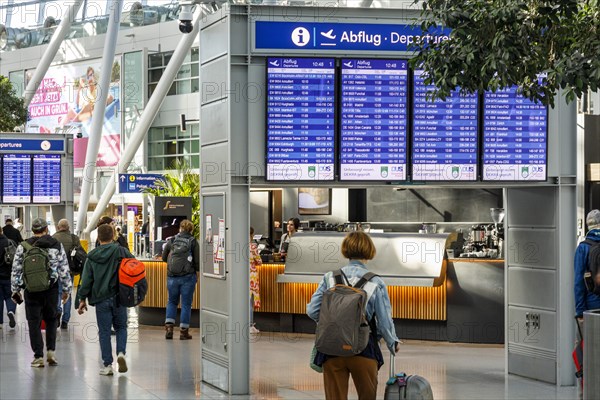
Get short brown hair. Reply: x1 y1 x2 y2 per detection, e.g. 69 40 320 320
97 216 113 228
179 219 194 233
341 232 376 261
98 224 115 243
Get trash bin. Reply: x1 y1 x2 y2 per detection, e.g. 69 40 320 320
583 309 600 400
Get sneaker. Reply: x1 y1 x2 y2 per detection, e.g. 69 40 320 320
99 365 114 376
249 325 260 334
47 350 57 366
7 312 15 328
60 321 68 330
117 353 128 373
31 358 45 368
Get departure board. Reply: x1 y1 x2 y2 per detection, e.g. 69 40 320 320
2 154 32 203
33 154 61 203
340 59 408 181
412 70 478 181
482 85 547 181
266 57 335 181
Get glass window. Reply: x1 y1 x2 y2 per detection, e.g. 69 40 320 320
177 80 191 94
164 127 177 140
149 69 163 83
147 125 200 173
148 53 163 68
147 48 199 98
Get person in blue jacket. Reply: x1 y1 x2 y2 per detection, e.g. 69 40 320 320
574 209 600 322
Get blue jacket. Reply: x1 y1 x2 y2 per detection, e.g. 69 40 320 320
307 260 399 354
574 229 600 317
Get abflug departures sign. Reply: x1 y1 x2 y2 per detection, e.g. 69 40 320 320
1 154 32 204
340 59 409 181
412 70 479 181
266 57 336 181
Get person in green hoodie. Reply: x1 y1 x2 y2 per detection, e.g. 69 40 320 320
77 224 134 376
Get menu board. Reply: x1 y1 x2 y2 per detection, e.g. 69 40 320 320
412 70 478 181
340 59 408 180
266 57 335 181
33 154 61 203
482 85 547 181
2 154 32 203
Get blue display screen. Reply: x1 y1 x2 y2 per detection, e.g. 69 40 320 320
2 154 32 203
266 57 335 181
33 154 61 203
412 70 478 181
482 84 547 181
340 59 408 180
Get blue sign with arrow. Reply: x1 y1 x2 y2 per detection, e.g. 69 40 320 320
254 21 450 52
118 174 164 194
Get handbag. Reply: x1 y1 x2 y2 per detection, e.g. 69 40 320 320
310 345 323 373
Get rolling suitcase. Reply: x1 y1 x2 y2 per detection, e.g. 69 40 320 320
384 353 434 400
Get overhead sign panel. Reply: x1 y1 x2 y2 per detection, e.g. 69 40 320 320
266 57 335 181
340 59 409 181
118 174 165 194
255 21 450 52
2 154 32 204
412 70 479 181
0 138 65 153
32 154 61 203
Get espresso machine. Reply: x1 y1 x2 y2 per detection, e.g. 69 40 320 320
461 208 505 258
489 208 505 257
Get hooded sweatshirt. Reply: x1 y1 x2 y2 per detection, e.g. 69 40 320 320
77 242 134 306
574 228 600 317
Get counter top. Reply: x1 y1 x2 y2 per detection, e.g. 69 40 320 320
448 258 505 263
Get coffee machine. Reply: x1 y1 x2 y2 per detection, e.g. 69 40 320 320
461 208 505 258
489 208 505 257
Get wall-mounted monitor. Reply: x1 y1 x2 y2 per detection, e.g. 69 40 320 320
298 188 331 215
32 154 61 203
482 83 548 181
412 70 478 181
266 57 335 181
339 59 408 181
2 154 32 204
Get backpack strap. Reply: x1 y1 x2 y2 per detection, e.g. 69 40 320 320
332 269 345 285
21 241 33 252
355 272 377 289
583 239 597 247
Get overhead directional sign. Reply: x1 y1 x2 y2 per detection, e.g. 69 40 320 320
0 138 65 153
118 174 164 194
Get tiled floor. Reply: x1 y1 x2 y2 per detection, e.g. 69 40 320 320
0 304 579 399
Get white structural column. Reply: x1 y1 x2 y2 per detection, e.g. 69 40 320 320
83 4 210 234
22 0 84 107
75 0 123 235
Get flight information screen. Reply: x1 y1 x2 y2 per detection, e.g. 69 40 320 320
412 70 478 181
33 154 61 203
266 57 335 181
2 154 32 203
340 59 408 181
482 85 548 181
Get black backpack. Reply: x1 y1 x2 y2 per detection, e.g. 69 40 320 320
3 239 17 266
584 239 600 296
63 234 87 275
167 235 195 276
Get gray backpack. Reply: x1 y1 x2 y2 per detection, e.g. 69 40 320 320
167 235 195 276
315 270 377 357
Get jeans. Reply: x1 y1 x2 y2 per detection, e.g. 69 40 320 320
165 273 197 329
95 296 127 367
24 283 59 358
0 280 16 324
57 280 71 323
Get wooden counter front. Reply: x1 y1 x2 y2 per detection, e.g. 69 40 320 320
139 261 446 321
140 261 200 309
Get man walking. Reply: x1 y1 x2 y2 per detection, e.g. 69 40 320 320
3 219 23 244
52 219 80 329
575 209 600 320
11 218 71 367
77 223 133 376
0 227 17 330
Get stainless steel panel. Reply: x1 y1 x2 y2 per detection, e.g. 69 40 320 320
508 268 556 310
201 99 229 145
201 273 229 315
508 306 556 351
201 57 229 104
201 309 229 357
200 17 229 63
506 187 556 227
508 351 556 384
248 65 266 169
583 310 600 399
507 228 556 269
201 143 229 186
280 232 448 285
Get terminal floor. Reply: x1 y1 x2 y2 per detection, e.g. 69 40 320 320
0 305 579 400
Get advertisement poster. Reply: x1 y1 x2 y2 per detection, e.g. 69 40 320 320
26 58 122 168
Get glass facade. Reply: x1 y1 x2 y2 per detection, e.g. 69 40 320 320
148 124 200 171
148 48 199 97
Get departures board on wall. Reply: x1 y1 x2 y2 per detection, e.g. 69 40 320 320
0 154 61 204
264 57 548 183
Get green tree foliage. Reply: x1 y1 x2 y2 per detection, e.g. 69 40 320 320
411 0 600 107
143 159 200 239
0 75 27 132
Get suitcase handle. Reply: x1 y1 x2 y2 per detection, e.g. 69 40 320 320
389 352 395 378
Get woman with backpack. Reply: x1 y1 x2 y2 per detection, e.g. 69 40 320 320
307 231 400 400
162 220 199 340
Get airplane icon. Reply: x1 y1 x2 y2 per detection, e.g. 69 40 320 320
269 60 280 67
344 61 353 68
320 29 336 40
